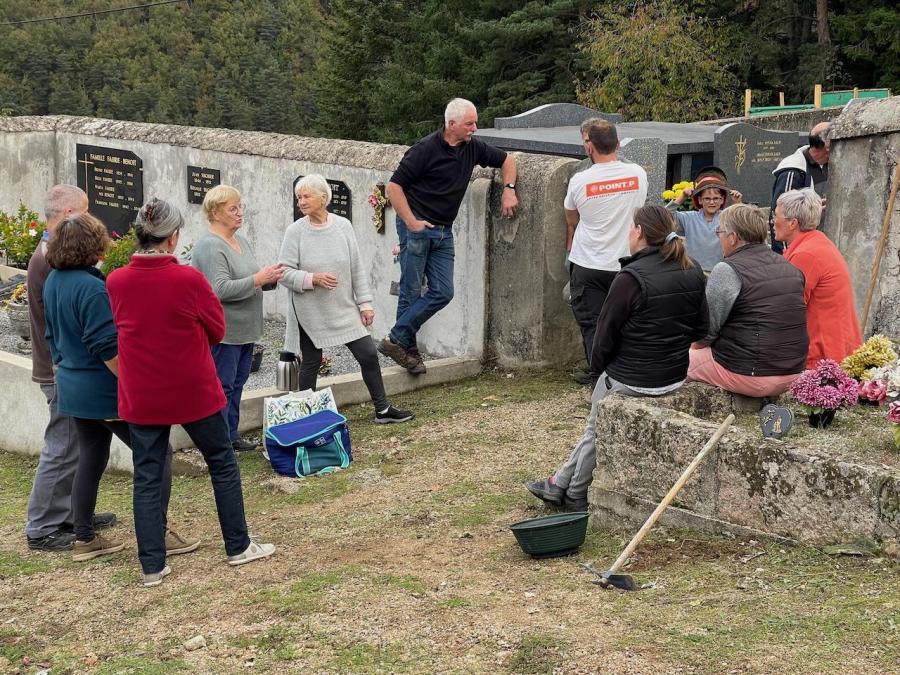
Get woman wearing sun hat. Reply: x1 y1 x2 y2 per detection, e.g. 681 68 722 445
667 169 743 272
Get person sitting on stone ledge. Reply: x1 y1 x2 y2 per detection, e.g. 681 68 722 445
773 188 862 368
686 203 809 397
526 205 708 511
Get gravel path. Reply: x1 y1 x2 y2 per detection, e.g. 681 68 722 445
0 314 428 388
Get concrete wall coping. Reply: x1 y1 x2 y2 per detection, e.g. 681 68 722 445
829 96 900 140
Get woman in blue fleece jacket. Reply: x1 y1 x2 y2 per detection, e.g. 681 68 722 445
43 213 196 565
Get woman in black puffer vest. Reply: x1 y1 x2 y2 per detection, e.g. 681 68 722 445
527 205 709 510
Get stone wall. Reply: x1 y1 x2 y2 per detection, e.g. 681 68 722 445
700 106 844 132
0 115 582 366
823 96 900 336
590 384 900 554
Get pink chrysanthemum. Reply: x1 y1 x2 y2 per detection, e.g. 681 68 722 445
790 359 859 411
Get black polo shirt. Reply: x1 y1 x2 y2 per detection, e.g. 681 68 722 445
390 130 507 228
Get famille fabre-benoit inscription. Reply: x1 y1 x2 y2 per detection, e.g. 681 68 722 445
292 176 352 222
76 144 144 236
187 166 222 204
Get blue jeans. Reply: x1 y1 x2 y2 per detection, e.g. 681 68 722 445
129 412 251 574
211 343 253 442
389 216 455 349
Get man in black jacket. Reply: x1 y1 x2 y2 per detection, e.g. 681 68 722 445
768 121 830 253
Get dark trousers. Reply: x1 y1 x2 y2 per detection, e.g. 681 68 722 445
569 264 617 375
211 342 254 442
71 418 173 542
296 323 389 412
129 412 251 574
389 215 454 349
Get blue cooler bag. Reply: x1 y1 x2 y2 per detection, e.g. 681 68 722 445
265 409 352 477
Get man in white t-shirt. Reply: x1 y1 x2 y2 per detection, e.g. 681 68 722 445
565 119 648 384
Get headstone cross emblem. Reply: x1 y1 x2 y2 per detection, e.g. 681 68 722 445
734 135 747 176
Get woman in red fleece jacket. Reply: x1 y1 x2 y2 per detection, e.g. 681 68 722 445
107 198 275 587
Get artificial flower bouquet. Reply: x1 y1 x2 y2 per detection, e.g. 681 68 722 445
790 359 859 428
841 334 897 381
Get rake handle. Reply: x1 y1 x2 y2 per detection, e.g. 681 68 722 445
607 414 735 576
861 160 900 331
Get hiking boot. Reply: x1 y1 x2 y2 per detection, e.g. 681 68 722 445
377 337 410 369
406 347 427 375
72 533 125 562
143 565 172 587
525 477 565 506
375 405 415 424
165 529 201 556
562 494 588 512
232 438 258 452
227 540 276 567
27 530 76 552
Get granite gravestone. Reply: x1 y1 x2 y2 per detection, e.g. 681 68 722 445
713 123 800 206
292 176 352 222
76 144 144 236
572 136 666 205
187 166 221 204
494 103 622 129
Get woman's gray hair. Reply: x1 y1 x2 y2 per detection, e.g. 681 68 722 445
294 174 331 207
134 197 184 246
720 204 768 244
776 188 823 231
445 98 475 126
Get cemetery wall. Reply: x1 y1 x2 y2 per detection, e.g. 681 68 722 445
0 115 582 367
823 96 900 337
701 106 844 132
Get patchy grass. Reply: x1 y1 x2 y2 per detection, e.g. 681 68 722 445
0 368 898 674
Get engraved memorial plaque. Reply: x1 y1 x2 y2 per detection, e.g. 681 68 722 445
292 176 352 222
713 123 800 206
76 144 144 236
187 166 221 204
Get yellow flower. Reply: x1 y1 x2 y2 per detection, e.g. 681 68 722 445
662 190 675 200
674 190 684 200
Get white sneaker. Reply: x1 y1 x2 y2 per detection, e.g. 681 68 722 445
143 565 172 587
227 540 276 566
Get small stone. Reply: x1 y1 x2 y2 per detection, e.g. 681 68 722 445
524 591 536 599
527 607 539 614
184 635 207 651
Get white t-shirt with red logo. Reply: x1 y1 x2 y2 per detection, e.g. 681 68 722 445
565 160 648 272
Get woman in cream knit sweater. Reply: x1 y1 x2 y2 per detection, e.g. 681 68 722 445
279 174 413 424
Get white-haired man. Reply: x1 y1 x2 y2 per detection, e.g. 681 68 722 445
378 98 518 374
25 185 116 551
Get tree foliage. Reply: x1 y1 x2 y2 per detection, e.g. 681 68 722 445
0 0 895 140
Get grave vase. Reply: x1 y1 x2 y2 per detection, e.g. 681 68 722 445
807 409 836 429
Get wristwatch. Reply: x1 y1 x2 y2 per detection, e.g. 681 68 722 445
504 182 516 190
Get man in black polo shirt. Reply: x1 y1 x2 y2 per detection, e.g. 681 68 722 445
378 97 518 374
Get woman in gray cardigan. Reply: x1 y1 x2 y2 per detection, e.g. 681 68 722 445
279 175 413 424
192 185 284 451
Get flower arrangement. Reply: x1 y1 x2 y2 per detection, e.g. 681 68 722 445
99 228 138 276
858 377 888 405
661 181 694 211
368 184 390 234
2 282 27 310
887 401 900 450
0 203 44 266
840 334 897 381
790 359 859 427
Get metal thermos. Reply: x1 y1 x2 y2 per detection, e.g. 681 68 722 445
276 351 299 391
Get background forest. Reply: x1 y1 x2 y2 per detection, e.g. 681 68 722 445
0 0 896 145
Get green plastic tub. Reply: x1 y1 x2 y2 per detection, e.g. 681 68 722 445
510 512 589 558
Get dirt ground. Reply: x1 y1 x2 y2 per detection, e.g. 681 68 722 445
1 369 898 674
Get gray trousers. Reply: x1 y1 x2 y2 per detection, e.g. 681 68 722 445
553 373 645 499
25 383 79 538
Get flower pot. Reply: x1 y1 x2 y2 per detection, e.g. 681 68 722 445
5 301 30 340
808 409 836 429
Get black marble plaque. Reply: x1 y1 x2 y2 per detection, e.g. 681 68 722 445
713 123 800 207
187 166 221 204
76 144 144 236
292 176 352 222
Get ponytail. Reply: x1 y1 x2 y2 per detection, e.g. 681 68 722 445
634 204 694 269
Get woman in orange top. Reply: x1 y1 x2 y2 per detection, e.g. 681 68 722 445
773 188 862 367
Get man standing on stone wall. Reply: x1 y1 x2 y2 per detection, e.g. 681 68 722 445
768 121 831 254
378 98 518 373
24 185 116 551
565 119 648 387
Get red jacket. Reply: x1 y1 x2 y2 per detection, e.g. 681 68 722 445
107 254 227 425
785 229 862 368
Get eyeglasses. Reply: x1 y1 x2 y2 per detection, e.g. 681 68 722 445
225 203 245 215
700 196 725 203
714 228 729 236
